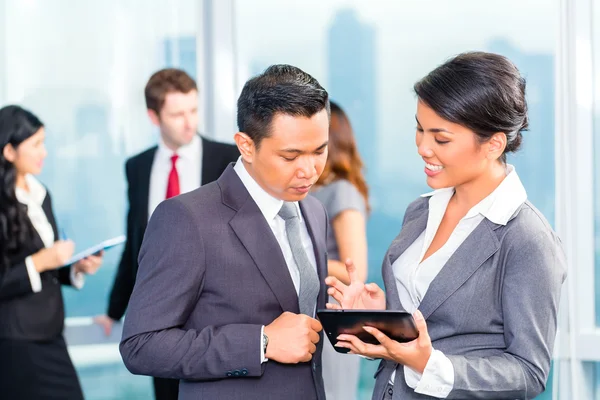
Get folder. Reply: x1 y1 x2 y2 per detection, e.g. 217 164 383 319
66 235 126 265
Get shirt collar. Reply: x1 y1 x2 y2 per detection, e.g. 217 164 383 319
420 164 527 226
233 157 302 222
15 174 47 207
157 134 200 161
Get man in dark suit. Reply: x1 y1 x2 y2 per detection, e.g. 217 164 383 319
120 65 331 400
94 68 239 400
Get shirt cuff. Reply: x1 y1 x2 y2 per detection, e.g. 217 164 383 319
70 266 85 290
260 326 268 363
25 256 42 293
404 349 454 398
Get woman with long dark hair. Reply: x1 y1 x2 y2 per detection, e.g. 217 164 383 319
0 105 103 399
326 53 566 399
311 100 369 400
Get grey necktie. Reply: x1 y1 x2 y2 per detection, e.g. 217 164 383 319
278 202 320 316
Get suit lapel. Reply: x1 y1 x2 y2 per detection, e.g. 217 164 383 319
200 136 213 185
139 148 156 226
383 210 428 310
41 194 58 241
299 200 327 306
222 166 300 313
229 201 300 314
418 219 500 319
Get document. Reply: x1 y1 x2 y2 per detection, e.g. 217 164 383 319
66 235 126 265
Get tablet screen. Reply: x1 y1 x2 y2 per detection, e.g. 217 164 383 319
317 310 419 353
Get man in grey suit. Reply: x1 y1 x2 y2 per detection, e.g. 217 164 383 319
120 65 331 400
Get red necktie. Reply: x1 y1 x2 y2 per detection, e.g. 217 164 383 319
166 154 180 199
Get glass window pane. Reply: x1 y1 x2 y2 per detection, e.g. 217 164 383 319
3 0 199 318
594 0 600 328
3 1 200 398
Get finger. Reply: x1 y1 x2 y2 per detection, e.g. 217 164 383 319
325 276 348 295
336 334 368 354
309 317 323 332
335 338 384 358
78 260 92 272
344 258 358 283
334 340 359 354
327 287 345 306
309 342 317 354
363 326 394 348
87 255 102 264
414 310 430 344
309 330 320 344
326 302 342 310
302 352 313 363
365 283 383 294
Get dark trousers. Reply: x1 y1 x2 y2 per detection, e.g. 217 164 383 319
153 377 179 400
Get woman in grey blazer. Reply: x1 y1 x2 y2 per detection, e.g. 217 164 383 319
311 101 370 400
325 52 567 400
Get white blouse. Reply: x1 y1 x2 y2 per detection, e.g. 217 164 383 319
390 165 527 398
16 174 83 292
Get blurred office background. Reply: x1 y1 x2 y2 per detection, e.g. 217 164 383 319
0 0 598 398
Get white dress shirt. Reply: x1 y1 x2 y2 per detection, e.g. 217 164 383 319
233 157 318 363
148 135 202 219
390 165 527 398
18 174 84 292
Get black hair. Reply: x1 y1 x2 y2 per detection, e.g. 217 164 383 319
237 64 330 148
414 51 528 162
0 105 43 270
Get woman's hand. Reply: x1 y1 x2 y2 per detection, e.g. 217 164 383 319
74 251 103 275
31 240 75 272
325 258 386 310
335 310 433 373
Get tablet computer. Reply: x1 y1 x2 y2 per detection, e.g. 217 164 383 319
317 309 419 354
65 235 126 265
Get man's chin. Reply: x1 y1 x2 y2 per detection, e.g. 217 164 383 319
283 190 310 202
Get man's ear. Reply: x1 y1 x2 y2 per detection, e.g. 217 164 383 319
147 109 161 127
234 132 255 163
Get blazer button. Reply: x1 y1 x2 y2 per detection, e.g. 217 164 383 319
241 368 248 376
233 370 241 377
226 371 233 377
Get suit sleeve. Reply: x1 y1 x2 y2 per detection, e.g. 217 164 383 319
106 161 136 321
445 228 567 399
119 198 264 381
0 259 36 300
57 265 81 287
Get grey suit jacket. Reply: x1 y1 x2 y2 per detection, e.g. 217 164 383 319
120 164 328 400
372 197 567 400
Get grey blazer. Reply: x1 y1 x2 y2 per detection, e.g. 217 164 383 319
120 164 329 400
372 197 567 400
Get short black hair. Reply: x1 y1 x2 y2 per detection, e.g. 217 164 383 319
237 64 330 148
414 52 528 163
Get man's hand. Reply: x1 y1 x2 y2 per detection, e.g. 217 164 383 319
264 312 322 364
93 314 115 336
